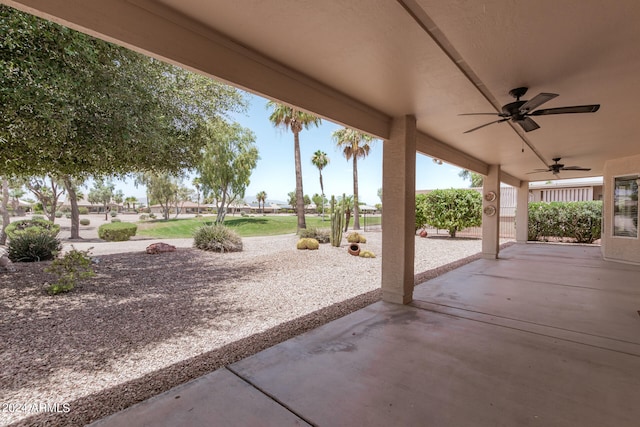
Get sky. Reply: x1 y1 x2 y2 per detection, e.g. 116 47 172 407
112 92 470 205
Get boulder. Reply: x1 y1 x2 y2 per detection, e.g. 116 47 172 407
146 242 177 254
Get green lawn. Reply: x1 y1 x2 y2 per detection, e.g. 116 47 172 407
136 214 381 238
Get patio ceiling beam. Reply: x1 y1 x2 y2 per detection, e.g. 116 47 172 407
416 132 489 176
4 0 392 139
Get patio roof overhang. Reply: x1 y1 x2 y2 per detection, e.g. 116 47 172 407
4 0 639 180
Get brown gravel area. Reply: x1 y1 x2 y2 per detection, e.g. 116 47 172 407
0 231 513 426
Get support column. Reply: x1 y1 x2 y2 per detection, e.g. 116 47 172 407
482 165 501 259
382 116 416 304
516 180 529 243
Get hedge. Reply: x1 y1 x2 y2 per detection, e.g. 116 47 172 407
98 222 138 242
528 201 602 243
5 218 60 239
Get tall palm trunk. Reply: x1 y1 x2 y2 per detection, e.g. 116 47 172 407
293 131 306 230
0 178 10 245
319 171 325 220
352 155 360 230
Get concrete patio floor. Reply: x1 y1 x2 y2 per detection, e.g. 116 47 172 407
91 243 640 427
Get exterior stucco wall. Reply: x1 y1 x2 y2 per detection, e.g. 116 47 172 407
602 154 640 264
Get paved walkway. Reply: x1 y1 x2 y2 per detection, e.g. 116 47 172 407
89 243 640 426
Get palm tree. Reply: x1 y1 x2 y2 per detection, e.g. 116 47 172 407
256 190 267 213
332 127 374 230
267 101 321 230
311 150 329 219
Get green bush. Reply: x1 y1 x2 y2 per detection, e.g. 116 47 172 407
8 231 62 262
296 237 319 250
193 224 243 252
5 218 60 239
139 214 148 221
80 218 90 226
110 210 117 217
418 189 482 237
65 213 71 219
528 201 602 243
55 211 63 218
98 222 137 242
111 218 122 223
415 194 428 231
78 207 89 215
45 247 95 295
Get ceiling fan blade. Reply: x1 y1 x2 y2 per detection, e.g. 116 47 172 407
519 92 558 113
518 117 540 132
530 105 600 116
561 166 592 171
459 113 500 116
526 169 551 174
463 118 508 134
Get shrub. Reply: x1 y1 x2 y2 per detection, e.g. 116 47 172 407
149 213 156 219
139 214 148 220
528 201 602 243
296 238 319 250
419 189 482 237
98 222 137 242
359 250 376 258
110 210 117 217
346 232 366 243
44 247 94 295
80 218 91 226
31 215 44 220
193 224 243 252
8 231 62 262
78 207 89 215
65 213 71 219
55 211 63 218
111 218 122 223
299 227 330 244
5 218 60 239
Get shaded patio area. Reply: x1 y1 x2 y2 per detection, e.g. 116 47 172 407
91 243 640 427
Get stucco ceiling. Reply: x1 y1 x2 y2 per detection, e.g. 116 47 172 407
5 0 640 182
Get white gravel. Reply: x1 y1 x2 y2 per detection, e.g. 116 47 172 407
0 230 511 426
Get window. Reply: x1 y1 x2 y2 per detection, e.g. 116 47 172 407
613 176 638 237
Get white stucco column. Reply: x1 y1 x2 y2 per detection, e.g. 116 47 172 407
516 180 529 243
381 115 416 304
482 165 501 259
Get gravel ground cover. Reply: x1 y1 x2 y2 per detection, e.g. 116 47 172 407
0 231 512 426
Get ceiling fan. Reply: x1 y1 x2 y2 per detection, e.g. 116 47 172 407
461 87 600 134
527 157 591 176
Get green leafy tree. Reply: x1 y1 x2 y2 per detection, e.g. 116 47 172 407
88 179 115 220
267 101 321 230
24 176 65 222
197 120 259 224
458 170 484 187
0 178 9 245
256 191 267 213
419 189 482 237
332 128 374 230
312 193 325 214
287 191 297 211
311 150 330 219
124 196 137 211
136 172 181 220
0 6 246 237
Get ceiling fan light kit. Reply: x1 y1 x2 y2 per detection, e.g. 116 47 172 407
461 87 600 134
527 157 591 176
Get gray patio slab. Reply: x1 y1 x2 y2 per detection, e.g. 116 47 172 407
90 243 640 427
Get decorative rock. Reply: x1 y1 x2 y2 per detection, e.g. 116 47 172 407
146 242 177 254
0 246 16 272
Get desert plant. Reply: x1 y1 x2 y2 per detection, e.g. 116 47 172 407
139 214 148 220
44 247 95 295
149 213 156 219
359 250 376 258
346 232 366 243
296 238 320 250
110 210 117 217
65 213 71 219
98 222 137 241
330 195 345 247
78 207 89 215
80 218 90 226
314 228 330 244
193 224 243 252
7 231 62 262
55 211 63 218
5 218 60 239
111 218 122 223
298 227 330 244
